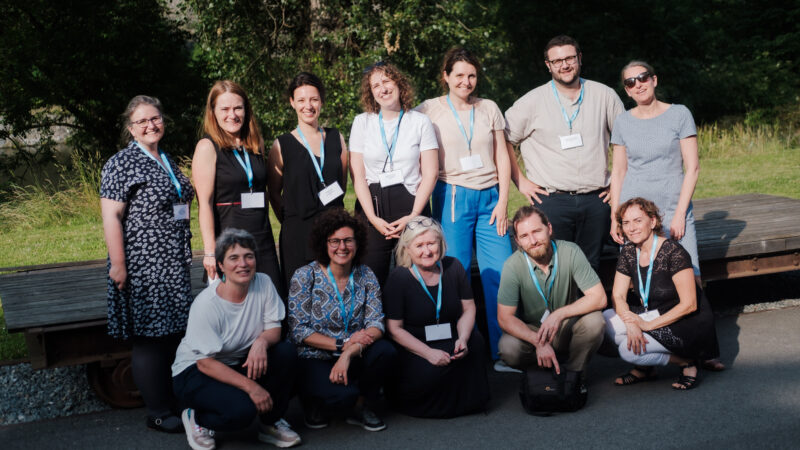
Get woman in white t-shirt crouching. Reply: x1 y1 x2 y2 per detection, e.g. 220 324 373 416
349 62 439 286
172 228 300 449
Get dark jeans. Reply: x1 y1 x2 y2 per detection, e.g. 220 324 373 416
297 339 397 411
172 341 297 431
538 190 610 272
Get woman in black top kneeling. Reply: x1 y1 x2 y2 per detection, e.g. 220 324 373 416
384 216 490 418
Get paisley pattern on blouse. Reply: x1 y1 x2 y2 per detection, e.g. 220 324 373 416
288 262 384 360
100 141 195 340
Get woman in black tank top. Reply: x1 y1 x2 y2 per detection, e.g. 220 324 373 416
267 72 348 288
192 80 285 297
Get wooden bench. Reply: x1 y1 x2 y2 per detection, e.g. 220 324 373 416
2 194 799 406
0 257 207 407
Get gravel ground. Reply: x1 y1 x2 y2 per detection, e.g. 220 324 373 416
1 270 798 427
0 363 109 425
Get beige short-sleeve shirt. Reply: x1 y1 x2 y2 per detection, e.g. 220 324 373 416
504 79 624 193
417 96 505 190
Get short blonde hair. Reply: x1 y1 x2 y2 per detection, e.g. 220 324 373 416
394 216 447 268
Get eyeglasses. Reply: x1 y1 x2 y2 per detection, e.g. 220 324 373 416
623 71 652 88
327 237 356 248
131 115 163 128
406 217 435 230
547 55 578 69
363 60 387 74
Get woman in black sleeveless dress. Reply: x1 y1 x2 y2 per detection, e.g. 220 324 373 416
193 80 285 297
267 72 347 287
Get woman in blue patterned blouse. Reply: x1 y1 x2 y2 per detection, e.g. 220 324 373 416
288 208 396 432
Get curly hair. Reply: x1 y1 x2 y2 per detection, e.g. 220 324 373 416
359 62 415 113
616 197 665 237
309 208 368 266
439 47 482 95
394 216 447 268
201 80 265 154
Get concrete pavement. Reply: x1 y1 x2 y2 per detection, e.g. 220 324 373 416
2 306 800 449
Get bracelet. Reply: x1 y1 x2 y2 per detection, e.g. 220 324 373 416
203 254 215 258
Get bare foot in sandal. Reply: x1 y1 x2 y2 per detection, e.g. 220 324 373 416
615 366 657 386
672 363 699 390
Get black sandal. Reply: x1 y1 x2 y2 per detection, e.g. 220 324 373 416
615 366 657 386
672 363 699 390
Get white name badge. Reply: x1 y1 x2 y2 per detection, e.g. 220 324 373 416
424 323 452 342
559 133 583 150
639 309 661 322
173 203 190 220
540 309 551 323
240 191 265 209
318 181 344 205
459 154 484 171
379 169 404 188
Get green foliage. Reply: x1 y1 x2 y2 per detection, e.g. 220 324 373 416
0 0 206 166
182 0 512 140
499 0 800 120
0 306 27 361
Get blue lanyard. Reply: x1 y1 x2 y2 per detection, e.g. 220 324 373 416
445 95 474 152
135 141 182 200
296 126 326 186
232 147 254 191
326 266 356 334
412 262 443 323
550 79 585 132
524 241 559 311
636 235 658 311
378 109 404 168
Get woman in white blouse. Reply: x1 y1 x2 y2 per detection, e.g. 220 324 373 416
349 62 439 286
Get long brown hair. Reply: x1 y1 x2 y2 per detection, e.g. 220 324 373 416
202 80 264 154
359 62 415 114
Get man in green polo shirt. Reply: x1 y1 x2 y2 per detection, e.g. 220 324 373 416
497 206 606 375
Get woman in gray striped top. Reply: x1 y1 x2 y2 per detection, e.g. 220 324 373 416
608 60 724 372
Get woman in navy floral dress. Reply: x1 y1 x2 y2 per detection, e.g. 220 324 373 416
100 95 194 433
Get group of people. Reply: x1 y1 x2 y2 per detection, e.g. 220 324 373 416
100 34 723 449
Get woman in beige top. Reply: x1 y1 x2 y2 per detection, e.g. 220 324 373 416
416 47 512 368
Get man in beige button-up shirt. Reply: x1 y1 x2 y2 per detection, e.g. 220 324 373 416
505 35 624 271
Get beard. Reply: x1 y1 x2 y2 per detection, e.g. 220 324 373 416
525 237 552 261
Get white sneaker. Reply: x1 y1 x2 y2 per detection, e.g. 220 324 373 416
181 408 216 450
494 360 523 373
258 418 302 448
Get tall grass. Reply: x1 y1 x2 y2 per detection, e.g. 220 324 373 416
0 151 103 233
697 122 799 158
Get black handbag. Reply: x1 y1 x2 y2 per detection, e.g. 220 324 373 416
519 368 587 416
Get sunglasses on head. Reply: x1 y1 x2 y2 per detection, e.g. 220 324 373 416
363 60 387 75
623 71 652 88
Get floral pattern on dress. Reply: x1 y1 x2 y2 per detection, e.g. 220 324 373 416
100 141 195 340
288 262 384 360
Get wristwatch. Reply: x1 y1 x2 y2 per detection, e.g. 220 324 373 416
335 338 344 353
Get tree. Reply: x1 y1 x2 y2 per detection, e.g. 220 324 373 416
0 0 206 168
182 0 512 140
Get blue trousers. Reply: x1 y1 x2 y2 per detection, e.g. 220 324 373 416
432 181 512 359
